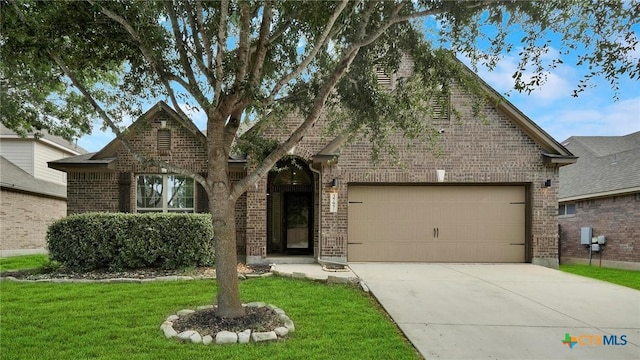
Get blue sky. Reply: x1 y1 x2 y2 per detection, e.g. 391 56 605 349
77 19 639 153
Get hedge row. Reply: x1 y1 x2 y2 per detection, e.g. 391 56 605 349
47 213 215 271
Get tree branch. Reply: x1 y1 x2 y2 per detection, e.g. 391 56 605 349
266 0 350 103
213 0 229 107
234 2 252 90
248 1 274 88
195 0 215 70
231 47 359 200
87 0 197 129
46 48 205 186
183 0 216 88
164 0 210 110
10 0 206 180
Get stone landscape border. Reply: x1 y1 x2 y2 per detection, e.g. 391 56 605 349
0 272 272 283
162 302 295 345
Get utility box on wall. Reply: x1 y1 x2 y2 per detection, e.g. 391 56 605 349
580 227 592 245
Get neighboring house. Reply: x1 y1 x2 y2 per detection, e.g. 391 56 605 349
558 131 640 270
0 124 86 254
49 60 576 268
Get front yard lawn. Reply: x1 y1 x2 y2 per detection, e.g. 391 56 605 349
1 274 420 359
0 254 49 271
559 264 640 290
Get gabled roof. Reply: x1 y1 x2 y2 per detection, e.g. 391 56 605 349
313 59 577 165
0 123 86 155
1 156 66 199
559 131 640 201
93 101 205 160
48 101 206 171
473 75 576 165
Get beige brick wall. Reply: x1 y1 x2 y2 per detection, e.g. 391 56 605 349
0 190 67 250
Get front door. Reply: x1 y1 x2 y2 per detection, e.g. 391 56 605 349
284 192 312 254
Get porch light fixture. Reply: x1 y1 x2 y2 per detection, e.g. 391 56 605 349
543 179 552 188
331 178 338 188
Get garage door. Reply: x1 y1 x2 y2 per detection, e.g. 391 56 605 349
347 186 525 262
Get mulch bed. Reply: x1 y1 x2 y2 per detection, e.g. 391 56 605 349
173 306 283 337
0 264 272 281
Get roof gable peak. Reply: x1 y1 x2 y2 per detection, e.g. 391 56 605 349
91 101 206 160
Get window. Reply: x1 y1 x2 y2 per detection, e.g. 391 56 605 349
136 175 194 213
558 203 576 216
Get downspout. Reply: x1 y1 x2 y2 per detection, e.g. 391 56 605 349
308 162 349 267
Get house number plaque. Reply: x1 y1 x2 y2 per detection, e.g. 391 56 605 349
329 192 338 213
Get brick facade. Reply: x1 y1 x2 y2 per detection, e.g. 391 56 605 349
61 66 565 268
64 108 248 252
0 190 67 250
560 193 640 268
252 83 561 267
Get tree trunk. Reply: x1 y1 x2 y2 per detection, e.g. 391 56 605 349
210 193 245 318
208 106 246 318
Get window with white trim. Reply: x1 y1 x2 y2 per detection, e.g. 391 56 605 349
558 203 576 216
136 175 194 213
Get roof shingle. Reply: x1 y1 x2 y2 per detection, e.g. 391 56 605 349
559 131 640 200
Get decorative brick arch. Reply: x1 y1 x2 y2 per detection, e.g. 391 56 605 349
287 145 314 162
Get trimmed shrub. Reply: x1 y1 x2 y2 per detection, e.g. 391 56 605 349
47 213 214 271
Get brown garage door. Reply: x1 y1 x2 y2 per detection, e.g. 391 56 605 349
347 186 525 262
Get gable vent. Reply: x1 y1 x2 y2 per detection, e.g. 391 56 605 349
430 96 450 125
376 68 392 88
157 129 171 152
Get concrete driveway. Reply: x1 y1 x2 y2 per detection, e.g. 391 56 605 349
349 263 640 360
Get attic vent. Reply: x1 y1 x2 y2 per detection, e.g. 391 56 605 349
376 68 392 88
157 129 171 152
429 95 450 125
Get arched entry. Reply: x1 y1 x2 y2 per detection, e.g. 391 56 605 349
267 158 314 255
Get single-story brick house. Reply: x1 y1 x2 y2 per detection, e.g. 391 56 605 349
558 131 640 270
49 63 576 268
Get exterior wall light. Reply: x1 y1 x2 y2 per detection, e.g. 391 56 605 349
331 178 338 188
544 179 552 188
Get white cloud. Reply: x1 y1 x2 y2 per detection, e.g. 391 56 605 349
535 97 640 142
473 51 577 103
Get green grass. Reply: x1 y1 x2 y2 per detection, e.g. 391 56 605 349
560 264 640 290
0 277 420 360
0 254 49 272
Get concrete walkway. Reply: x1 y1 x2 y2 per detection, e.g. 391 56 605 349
349 263 640 360
270 263 358 282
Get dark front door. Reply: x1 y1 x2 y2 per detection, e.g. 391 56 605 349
284 192 312 254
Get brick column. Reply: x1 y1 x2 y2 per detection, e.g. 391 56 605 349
531 168 560 269
246 176 267 264
320 164 348 263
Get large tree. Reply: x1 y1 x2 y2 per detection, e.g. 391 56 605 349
2 0 637 318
